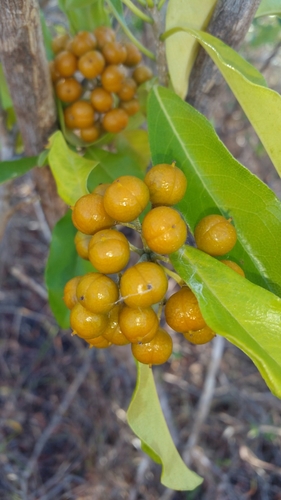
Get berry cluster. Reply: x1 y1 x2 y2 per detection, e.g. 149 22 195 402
63 163 241 365
50 27 153 143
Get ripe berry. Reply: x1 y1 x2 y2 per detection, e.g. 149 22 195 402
90 87 113 113
103 175 149 222
51 33 71 54
80 124 100 143
102 305 130 346
194 214 237 256
131 327 173 365
54 50 77 77
49 61 61 82
101 65 125 93
88 228 130 273
102 41 127 65
76 272 119 314
71 31 97 57
72 193 115 235
69 101 95 129
120 262 168 308
117 78 137 101
63 276 81 309
165 287 206 332
123 42 142 67
142 206 187 254
74 231 91 259
88 335 111 348
92 183 111 196
78 50 105 79
120 99 140 116
55 77 82 103
64 106 76 129
119 306 159 343
144 163 187 206
94 26 116 49
70 302 108 339
102 108 129 133
133 65 153 85
182 326 216 345
221 260 245 277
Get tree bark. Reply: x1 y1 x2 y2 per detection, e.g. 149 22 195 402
187 0 262 118
0 0 67 228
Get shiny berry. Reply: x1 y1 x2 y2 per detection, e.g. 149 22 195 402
102 305 130 346
165 287 206 333
117 78 137 101
120 262 168 308
64 106 76 129
144 163 187 206
80 125 100 143
76 272 119 314
94 26 116 49
74 231 91 259
70 302 108 339
133 65 153 85
51 33 71 54
88 335 111 348
63 276 81 309
88 228 130 273
71 31 97 57
72 193 115 235
119 306 159 343
102 108 129 133
120 99 140 116
78 50 105 79
70 101 95 129
182 326 216 345
55 77 82 103
142 206 187 254
102 41 127 64
131 327 173 365
194 214 237 256
103 175 149 222
101 65 125 93
92 183 111 196
90 87 113 113
123 42 142 67
54 50 77 77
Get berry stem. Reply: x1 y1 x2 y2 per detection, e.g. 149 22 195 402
122 0 154 24
129 242 144 255
158 263 185 286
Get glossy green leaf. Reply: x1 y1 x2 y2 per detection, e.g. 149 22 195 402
85 146 145 190
255 0 281 17
114 129 151 171
148 86 281 296
0 156 38 184
162 28 281 178
106 0 155 59
165 0 217 98
171 246 281 398
45 211 94 328
47 131 98 205
127 362 203 490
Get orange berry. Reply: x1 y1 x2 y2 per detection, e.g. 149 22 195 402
120 99 140 116
70 302 108 339
131 327 173 365
80 124 100 143
72 193 115 235
94 26 116 49
92 183 111 196
52 33 71 54
102 305 130 346
54 50 77 77
123 42 142 67
101 65 125 93
117 78 137 101
119 306 159 344
194 215 237 256
103 175 149 222
71 31 97 57
120 262 168 308
64 106 76 129
221 260 245 277
102 41 127 64
142 206 187 254
133 65 153 85
63 276 81 309
182 326 216 345
55 77 82 103
88 335 111 348
165 287 206 333
102 108 129 133
70 101 95 129
49 61 61 82
74 231 91 259
78 50 105 79
88 229 130 274
144 163 187 206
76 272 119 314
90 87 113 113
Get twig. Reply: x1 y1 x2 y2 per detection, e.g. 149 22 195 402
183 335 225 465
10 266 48 300
21 348 95 494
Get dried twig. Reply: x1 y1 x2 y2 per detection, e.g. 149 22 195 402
10 266 48 300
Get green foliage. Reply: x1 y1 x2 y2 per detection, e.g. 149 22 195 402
255 0 281 17
47 131 98 205
58 0 110 32
45 211 94 328
0 156 38 184
127 362 203 490
0 64 12 110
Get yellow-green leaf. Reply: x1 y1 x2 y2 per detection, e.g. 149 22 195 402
255 0 281 17
165 0 217 98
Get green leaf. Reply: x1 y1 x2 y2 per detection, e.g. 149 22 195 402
0 64 12 110
0 156 38 184
114 129 151 171
45 211 94 328
58 0 110 32
171 246 281 399
161 27 281 178
127 362 203 490
85 146 146 190
40 10 54 61
47 130 98 205
165 0 217 98
255 0 281 17
147 86 281 297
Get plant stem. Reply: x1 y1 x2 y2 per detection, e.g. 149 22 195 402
122 0 154 23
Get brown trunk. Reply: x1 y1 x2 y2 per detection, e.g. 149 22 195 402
0 0 67 228
187 0 262 118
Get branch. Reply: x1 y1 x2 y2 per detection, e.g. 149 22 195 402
187 0 262 117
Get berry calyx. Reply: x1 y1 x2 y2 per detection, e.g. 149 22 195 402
165 286 207 332
144 163 187 206
103 175 150 222
194 214 237 256
119 305 159 343
120 262 168 308
88 228 130 273
131 327 173 365
142 206 187 254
